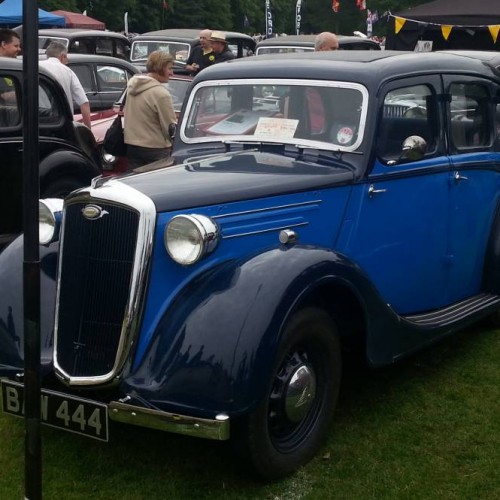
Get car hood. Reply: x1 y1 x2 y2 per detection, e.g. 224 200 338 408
108 150 355 213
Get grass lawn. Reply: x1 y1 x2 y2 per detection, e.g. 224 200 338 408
0 323 499 499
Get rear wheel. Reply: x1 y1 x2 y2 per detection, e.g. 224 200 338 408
235 307 341 480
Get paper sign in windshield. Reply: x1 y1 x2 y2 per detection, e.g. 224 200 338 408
255 117 299 139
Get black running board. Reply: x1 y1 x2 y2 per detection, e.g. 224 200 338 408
403 293 500 326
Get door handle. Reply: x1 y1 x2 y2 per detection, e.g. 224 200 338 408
454 171 468 182
368 184 387 198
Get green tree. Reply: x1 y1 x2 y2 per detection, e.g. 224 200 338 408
39 0 79 12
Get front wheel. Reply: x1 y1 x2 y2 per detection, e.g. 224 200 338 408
235 307 342 480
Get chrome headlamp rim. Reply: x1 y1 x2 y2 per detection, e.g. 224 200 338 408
39 198 64 246
164 214 219 266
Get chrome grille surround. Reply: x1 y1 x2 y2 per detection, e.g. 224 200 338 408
53 178 156 386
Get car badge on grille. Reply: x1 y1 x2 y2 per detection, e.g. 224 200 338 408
82 204 109 220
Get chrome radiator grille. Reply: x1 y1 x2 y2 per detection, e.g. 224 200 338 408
55 201 139 379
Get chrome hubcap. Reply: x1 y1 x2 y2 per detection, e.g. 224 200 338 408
284 364 316 423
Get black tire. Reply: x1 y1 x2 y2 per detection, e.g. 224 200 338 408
42 177 86 198
235 307 341 480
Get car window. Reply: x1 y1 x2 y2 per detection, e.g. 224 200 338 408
0 74 20 127
182 80 367 151
130 41 191 62
38 36 69 54
39 81 62 124
70 39 94 54
115 41 129 60
96 39 114 57
70 64 95 93
377 84 437 162
449 83 490 149
96 65 129 92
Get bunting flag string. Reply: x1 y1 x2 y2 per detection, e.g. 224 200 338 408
390 15 500 43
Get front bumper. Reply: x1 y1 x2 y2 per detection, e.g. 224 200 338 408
109 399 230 440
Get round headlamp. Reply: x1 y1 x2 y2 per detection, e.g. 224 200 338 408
165 214 219 266
101 151 118 170
39 198 64 246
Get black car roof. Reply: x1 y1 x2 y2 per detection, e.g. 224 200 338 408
133 28 254 43
0 56 65 79
38 29 129 41
194 51 500 87
256 34 379 49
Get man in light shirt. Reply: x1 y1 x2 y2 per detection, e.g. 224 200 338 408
40 41 91 129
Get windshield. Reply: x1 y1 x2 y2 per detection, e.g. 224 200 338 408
181 79 368 151
130 40 191 63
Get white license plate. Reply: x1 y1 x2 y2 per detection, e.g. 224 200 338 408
1 380 108 441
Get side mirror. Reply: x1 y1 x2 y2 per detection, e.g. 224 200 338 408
387 135 427 165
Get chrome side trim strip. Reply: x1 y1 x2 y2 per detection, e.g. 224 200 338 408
212 199 322 219
109 401 230 441
222 221 309 239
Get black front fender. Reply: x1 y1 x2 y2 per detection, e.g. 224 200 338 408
0 236 59 376
124 245 373 416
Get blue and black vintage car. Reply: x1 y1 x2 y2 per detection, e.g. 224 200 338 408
2 51 500 479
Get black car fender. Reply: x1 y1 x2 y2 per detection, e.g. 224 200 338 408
39 149 101 195
0 236 59 376
124 245 382 416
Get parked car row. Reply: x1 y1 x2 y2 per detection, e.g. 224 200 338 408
2 50 500 480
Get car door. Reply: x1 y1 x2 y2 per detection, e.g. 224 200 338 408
443 76 500 303
338 76 452 315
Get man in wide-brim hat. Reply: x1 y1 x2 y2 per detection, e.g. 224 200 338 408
210 31 235 63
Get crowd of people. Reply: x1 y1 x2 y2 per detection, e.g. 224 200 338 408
1 26 343 171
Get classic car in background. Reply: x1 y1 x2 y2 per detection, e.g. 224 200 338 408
0 57 101 250
37 53 140 112
2 50 500 479
38 28 131 60
130 29 256 72
255 34 380 55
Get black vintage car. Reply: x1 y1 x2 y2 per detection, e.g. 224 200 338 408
130 28 256 72
255 34 381 55
38 29 131 60
2 51 500 480
0 58 101 249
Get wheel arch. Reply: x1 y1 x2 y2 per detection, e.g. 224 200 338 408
125 245 371 416
39 149 101 197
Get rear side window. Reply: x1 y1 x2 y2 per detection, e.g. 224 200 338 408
449 83 491 150
70 64 94 93
0 74 20 127
96 65 129 92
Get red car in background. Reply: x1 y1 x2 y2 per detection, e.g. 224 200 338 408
77 74 192 174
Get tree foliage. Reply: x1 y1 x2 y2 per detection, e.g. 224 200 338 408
37 0 431 35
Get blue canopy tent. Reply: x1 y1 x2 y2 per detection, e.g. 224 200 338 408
0 0 65 27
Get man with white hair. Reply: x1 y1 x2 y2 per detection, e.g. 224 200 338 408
314 32 339 51
185 29 215 75
40 41 91 129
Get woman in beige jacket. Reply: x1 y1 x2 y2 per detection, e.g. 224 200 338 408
124 50 177 169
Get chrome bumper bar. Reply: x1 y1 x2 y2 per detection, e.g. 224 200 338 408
109 401 230 441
